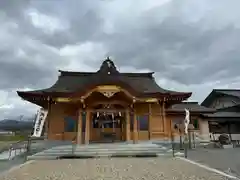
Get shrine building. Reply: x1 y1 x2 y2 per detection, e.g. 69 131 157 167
17 58 214 144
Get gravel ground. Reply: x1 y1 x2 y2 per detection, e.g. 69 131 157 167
0 157 232 180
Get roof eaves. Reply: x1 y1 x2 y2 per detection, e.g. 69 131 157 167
201 89 219 107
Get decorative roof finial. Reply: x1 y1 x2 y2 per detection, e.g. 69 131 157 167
105 56 111 67
97 56 119 74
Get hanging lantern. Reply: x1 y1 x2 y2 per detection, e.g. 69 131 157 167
119 112 121 117
97 112 99 118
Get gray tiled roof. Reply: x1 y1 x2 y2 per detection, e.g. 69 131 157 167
167 102 215 113
215 89 240 98
202 111 240 118
50 71 171 94
17 59 191 98
201 89 240 107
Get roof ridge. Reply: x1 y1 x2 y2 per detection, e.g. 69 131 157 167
213 89 240 91
59 70 154 77
59 70 95 76
181 101 198 104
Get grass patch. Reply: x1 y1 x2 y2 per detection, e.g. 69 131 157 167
0 135 26 142
0 141 17 149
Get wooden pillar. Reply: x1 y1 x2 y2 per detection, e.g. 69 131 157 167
77 109 82 144
84 109 90 144
125 109 130 142
133 109 138 143
44 116 49 139
162 99 167 138
45 98 52 139
227 122 232 141
148 103 152 140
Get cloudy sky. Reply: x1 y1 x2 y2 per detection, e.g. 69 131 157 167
0 0 240 120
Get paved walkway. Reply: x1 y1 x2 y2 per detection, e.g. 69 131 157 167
0 157 233 180
188 148 240 178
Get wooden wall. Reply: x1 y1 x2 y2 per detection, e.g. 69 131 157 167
47 103 77 141
47 102 188 142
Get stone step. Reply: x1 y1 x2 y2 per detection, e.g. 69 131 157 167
27 150 184 160
28 151 165 160
40 146 165 152
44 147 165 153
35 149 162 156
32 148 164 156
27 143 178 160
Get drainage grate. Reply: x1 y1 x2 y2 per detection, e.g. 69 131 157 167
58 155 95 159
111 154 158 158
58 153 158 159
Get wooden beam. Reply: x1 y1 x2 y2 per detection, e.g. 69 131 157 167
88 109 127 113
55 96 160 104
88 100 129 107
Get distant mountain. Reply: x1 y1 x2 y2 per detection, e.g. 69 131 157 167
0 119 34 131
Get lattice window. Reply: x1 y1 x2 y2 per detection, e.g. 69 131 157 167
64 117 77 132
138 115 149 131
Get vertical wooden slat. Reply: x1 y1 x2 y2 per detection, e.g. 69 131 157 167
125 109 130 141
160 100 163 132
148 103 152 140
84 109 90 144
77 109 82 144
162 99 167 138
133 108 138 143
44 116 49 140
46 98 52 139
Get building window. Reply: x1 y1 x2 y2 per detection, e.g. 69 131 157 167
130 114 134 131
82 112 86 132
138 115 149 131
64 117 77 132
130 115 149 131
192 119 199 129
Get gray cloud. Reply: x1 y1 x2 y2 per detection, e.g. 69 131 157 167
100 16 240 85
0 0 240 119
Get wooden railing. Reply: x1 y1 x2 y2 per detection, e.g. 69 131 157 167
8 140 28 160
8 136 45 160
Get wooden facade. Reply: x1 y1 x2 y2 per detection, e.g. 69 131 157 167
45 99 183 143
17 58 214 144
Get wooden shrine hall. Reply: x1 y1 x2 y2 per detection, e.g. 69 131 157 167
17 58 214 144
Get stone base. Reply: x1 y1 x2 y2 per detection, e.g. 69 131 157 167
223 144 233 149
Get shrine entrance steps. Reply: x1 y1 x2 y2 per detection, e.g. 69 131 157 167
27 142 183 160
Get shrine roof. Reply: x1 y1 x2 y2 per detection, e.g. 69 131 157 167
17 58 191 99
